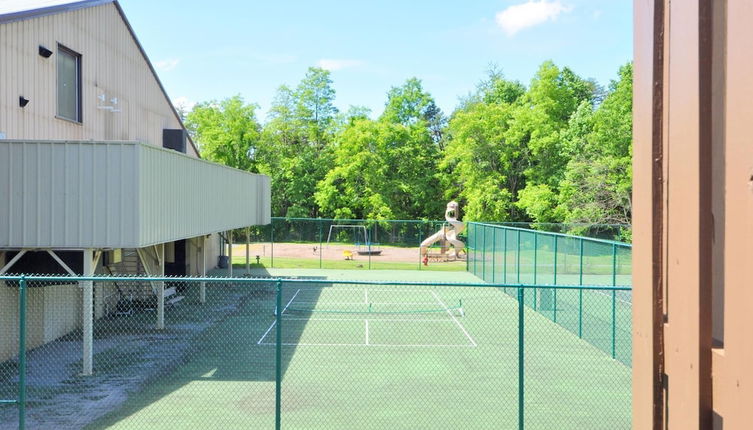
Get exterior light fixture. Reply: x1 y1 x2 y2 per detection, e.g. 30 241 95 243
38 45 53 58
19 97 30 107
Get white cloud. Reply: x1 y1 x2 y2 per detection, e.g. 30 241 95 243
154 58 180 72
316 59 364 71
173 96 196 113
495 1 571 36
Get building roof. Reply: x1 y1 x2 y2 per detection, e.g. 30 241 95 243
0 0 200 156
0 0 113 23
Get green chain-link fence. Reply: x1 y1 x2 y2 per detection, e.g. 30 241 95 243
231 218 629 272
1 275 630 429
466 222 632 366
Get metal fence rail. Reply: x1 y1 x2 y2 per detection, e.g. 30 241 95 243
466 222 633 366
0 275 630 429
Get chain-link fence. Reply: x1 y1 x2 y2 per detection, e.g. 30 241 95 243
467 222 632 366
229 218 630 272
1 275 630 429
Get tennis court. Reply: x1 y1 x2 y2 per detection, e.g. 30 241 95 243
77 271 630 429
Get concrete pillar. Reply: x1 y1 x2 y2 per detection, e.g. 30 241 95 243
82 249 94 376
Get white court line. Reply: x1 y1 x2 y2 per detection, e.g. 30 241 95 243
592 290 632 305
296 288 432 293
286 301 439 306
365 320 369 345
431 291 477 347
256 289 301 345
258 342 475 348
281 317 457 322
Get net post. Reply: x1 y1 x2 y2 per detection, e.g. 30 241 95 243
518 286 525 430
275 279 283 430
18 276 27 430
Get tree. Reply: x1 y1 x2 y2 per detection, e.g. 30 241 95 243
185 95 261 172
294 67 339 146
442 101 522 221
316 118 442 220
381 78 447 147
558 63 633 232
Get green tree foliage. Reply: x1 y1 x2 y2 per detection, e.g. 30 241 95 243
185 95 262 172
258 68 339 217
558 63 633 230
316 119 442 219
185 61 633 233
381 78 447 147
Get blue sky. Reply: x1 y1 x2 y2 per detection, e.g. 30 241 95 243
120 0 632 120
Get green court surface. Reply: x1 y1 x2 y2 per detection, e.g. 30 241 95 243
85 270 630 429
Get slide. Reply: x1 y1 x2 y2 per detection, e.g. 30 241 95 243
420 201 465 260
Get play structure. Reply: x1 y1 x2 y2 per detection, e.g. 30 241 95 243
420 201 466 264
326 224 382 257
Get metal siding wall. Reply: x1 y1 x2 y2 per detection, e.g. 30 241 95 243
0 4 187 152
137 144 269 247
0 140 139 248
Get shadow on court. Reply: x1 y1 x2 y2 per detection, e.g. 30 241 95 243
83 270 332 429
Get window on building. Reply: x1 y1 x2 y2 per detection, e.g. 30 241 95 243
57 45 81 122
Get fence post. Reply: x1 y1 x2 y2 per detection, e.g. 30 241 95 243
503 228 508 286
578 238 584 338
518 287 525 430
553 236 558 323
482 225 487 281
275 279 283 430
611 244 617 359
516 230 521 284
491 228 496 283
18 276 27 430
533 233 538 311
318 220 323 269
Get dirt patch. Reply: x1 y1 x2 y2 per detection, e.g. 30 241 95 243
232 243 464 264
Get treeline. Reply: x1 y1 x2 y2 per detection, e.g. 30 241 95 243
185 61 632 237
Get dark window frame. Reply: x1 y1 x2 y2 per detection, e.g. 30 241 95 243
56 44 82 123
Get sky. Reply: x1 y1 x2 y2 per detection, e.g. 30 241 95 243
119 0 633 120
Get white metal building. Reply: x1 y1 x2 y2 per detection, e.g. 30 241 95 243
0 0 271 372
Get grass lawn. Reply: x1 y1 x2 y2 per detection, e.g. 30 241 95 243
83 273 630 429
230 256 467 272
